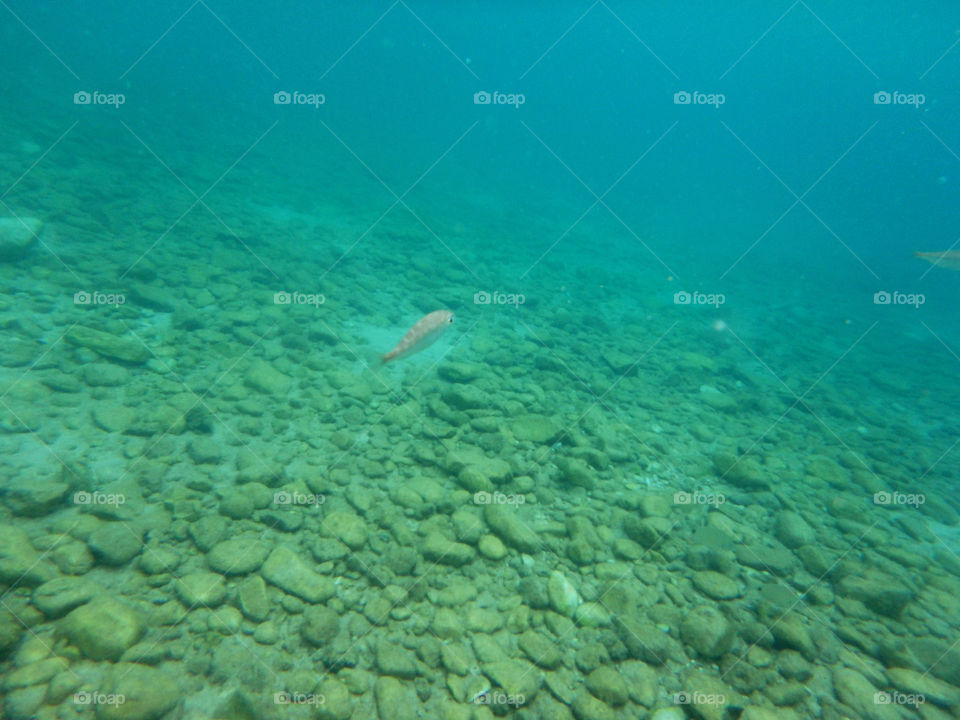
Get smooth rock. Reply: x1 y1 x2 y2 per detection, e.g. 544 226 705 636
207 537 268 575
175 572 227 607
67 326 149 363
60 596 142 661
95 663 179 720
261 545 335 603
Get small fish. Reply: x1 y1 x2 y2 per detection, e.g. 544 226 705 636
914 250 960 271
382 310 454 364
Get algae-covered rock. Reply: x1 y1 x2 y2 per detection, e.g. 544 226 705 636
585 666 628 706
484 503 539 553
67 326 150 363
32 576 99 618
547 570 580 617
712 451 769 489
0 524 58 586
207 537 268 575
775 511 816 548
261 546 334 603
95 663 180 720
60 596 142 661
375 640 419 679
244 359 291 395
237 575 270 622
176 572 227 607
301 605 341 648
374 677 417 720
483 659 540 703
420 532 476 567
320 511 368 550
691 570 741 600
87 522 142 566
680 605 735 659
511 414 563 444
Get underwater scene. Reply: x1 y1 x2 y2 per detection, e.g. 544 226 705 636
1 2 960 719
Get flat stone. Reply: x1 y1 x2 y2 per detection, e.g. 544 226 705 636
482 659 540 703
83 363 129 386
585 666 629 706
129 282 177 312
67 326 149 363
421 532 476 567
237 575 270 622
261 545 334 603
692 570 741 600
0 525 57 586
207 537 269 575
175 571 227 607
376 641 419 678
4 477 69 517
484 503 539 553
87 523 142 566
32 577 100 618
438 361 483 383
511 414 563 444
96 663 180 720
680 605 735 659
244 359 291 395
92 403 136 433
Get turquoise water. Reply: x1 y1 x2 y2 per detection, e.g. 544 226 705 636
1 3 959 720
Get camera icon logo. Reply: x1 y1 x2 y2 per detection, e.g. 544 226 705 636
674 91 691 105
74 91 91 105
674 491 691 505
474 491 492 505
273 491 292 505
474 91 491 105
674 291 691 305
873 291 891 305
74 291 91 305
873 491 891 505
873 91 891 105
274 291 291 305
673 691 691 704
274 91 291 105
474 290 491 305
73 491 91 505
